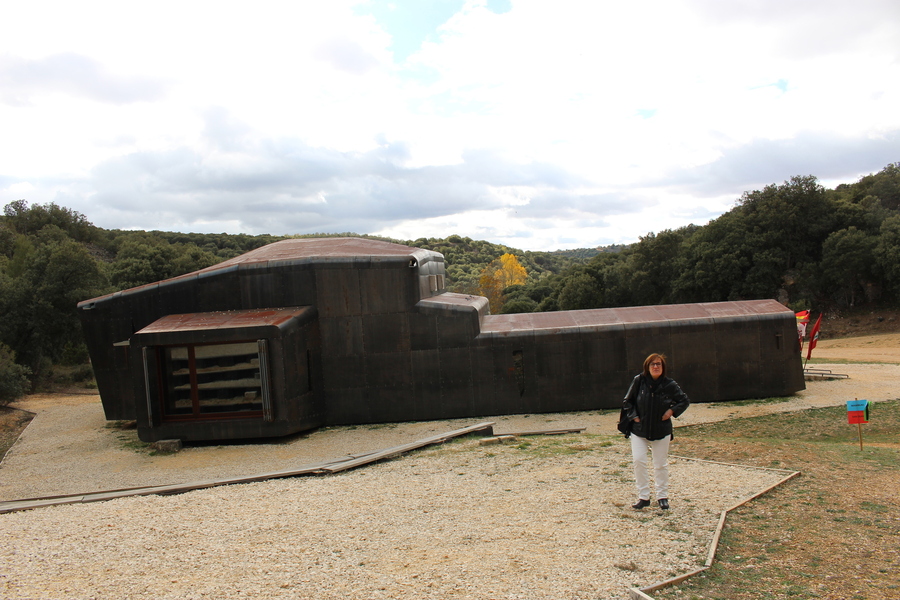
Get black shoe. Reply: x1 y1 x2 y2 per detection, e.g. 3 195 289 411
658 498 669 510
632 499 651 510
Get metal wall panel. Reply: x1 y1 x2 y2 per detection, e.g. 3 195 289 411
367 386 417 423
482 341 527 416
435 313 480 349
319 316 364 357
196 272 242 312
668 317 718 403
581 324 628 374
573 329 621 409
484 333 537 415
438 347 475 418
119 284 162 329
322 387 369 425
158 276 200 317
714 316 762 400
359 267 415 314
277 266 317 307
756 312 804 396
410 348 442 421
622 316 674 372
467 343 497 416
408 312 439 352
239 270 278 308
321 353 366 391
315 268 362 318
363 313 411 354
366 351 413 390
532 340 587 412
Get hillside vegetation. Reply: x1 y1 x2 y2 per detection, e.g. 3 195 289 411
1 163 898 398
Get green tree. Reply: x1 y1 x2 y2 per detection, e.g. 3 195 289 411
0 342 31 404
819 227 879 307
674 175 833 304
557 272 603 310
834 162 900 210
621 228 693 306
3 200 97 242
875 215 900 300
0 232 107 382
500 298 539 314
108 237 179 289
0 223 15 258
5 236 35 279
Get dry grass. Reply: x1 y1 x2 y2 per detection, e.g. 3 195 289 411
0 406 33 461
652 400 900 600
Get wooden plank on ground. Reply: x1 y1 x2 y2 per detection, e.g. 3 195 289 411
321 422 496 473
493 427 586 437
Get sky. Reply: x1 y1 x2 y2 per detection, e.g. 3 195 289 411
1 0 899 251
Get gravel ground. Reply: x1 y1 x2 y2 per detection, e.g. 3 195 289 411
1 362 895 600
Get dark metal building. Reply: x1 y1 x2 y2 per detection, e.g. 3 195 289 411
78 238 805 442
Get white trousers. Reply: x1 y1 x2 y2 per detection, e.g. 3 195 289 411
630 434 671 501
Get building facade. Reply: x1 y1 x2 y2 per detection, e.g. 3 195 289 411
78 238 805 442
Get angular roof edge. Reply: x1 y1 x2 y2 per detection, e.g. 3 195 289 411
78 237 442 309
479 299 792 336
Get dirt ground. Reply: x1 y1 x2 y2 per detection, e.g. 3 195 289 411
808 333 900 362
817 306 900 339
0 327 898 600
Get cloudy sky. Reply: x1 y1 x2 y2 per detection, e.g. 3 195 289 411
2 0 899 251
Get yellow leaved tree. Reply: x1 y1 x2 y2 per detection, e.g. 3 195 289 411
478 253 528 314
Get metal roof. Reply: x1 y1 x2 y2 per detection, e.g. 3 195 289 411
215 238 422 263
79 237 439 308
480 299 790 334
134 307 313 335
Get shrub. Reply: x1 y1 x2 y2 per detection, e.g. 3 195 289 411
0 343 31 405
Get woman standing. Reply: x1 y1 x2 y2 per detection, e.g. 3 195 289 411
622 353 690 510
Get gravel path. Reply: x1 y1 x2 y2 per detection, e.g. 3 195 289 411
1 362 895 600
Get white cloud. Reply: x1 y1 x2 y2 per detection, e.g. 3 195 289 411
0 0 898 250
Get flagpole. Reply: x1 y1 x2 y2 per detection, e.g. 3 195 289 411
805 313 823 368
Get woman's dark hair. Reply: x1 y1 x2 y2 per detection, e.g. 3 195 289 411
642 353 667 377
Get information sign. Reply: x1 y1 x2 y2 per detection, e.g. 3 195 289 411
847 399 869 424
846 399 870 449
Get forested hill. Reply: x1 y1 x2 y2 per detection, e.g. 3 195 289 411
398 235 605 293
518 164 900 314
0 162 898 396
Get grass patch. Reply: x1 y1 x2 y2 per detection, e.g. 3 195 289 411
511 433 618 457
705 396 792 408
806 357 900 365
652 399 900 600
116 430 152 453
104 420 153 453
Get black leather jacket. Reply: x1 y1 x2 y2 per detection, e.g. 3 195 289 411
623 374 690 441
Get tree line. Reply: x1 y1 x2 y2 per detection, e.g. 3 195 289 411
0 162 898 400
502 164 900 314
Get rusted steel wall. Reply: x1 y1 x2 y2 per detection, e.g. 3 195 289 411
79 238 442 427
346 295 804 426
79 238 804 442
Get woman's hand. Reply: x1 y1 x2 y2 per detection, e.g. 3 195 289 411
633 417 640 423
662 409 674 421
